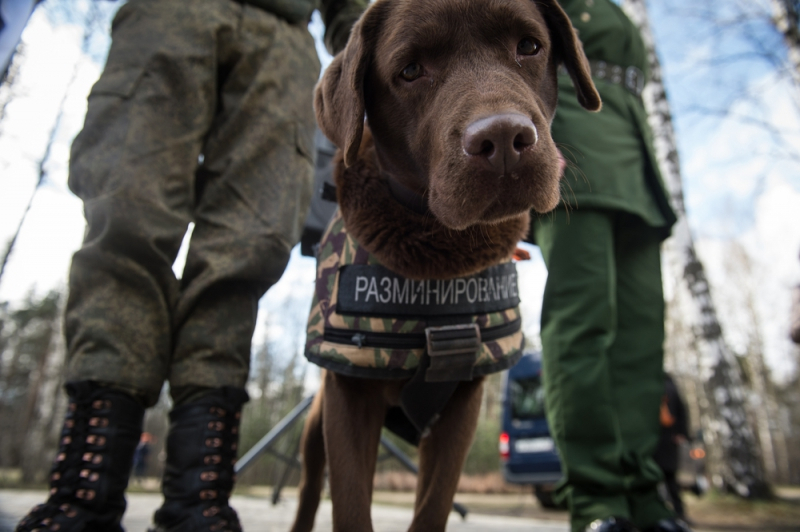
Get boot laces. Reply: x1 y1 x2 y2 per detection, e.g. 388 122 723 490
199 408 242 532
50 397 112 504
15 395 112 531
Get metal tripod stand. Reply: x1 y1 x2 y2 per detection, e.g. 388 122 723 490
234 394 469 519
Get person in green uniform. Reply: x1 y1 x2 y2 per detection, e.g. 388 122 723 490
530 1 691 531
14 1 366 531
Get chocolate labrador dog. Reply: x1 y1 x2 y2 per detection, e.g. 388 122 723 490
290 1 600 531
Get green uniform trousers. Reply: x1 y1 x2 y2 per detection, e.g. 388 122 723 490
534 209 671 531
64 0 319 407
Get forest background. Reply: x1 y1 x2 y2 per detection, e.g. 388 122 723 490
0 0 799 502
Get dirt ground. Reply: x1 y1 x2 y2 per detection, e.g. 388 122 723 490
366 482 800 532
3 477 799 531
368 471 800 531
678 487 800 531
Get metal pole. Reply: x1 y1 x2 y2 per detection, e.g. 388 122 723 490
235 394 468 519
235 394 314 474
272 432 303 505
378 435 419 473
379 436 469 519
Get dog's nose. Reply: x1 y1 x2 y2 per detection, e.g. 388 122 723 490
462 114 537 173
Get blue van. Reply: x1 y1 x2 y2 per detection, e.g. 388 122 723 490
499 351 562 507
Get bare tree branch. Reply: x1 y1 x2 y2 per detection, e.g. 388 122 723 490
0 1 101 287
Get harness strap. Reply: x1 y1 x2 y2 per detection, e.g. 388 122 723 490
392 314 474 443
322 318 521 350
425 323 480 382
395 356 461 443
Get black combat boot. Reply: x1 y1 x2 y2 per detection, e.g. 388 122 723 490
15 381 144 532
149 387 249 532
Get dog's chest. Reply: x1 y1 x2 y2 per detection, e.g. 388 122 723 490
305 210 524 381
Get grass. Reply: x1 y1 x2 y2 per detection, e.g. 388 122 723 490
0 468 21 486
683 488 800 531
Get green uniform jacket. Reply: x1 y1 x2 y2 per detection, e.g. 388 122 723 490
244 0 368 54
552 0 676 235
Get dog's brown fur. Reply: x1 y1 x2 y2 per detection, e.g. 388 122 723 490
334 130 531 280
291 1 599 530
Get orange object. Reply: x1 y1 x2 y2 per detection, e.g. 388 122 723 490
659 395 675 427
690 448 706 460
513 247 531 261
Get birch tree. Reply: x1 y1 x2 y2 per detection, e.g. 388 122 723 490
721 241 792 484
0 43 24 127
771 0 800 87
621 0 770 498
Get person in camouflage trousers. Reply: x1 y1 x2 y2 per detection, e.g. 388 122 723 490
15 1 366 531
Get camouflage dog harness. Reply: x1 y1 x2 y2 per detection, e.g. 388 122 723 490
305 210 524 383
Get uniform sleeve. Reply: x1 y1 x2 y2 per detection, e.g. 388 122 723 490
318 0 369 55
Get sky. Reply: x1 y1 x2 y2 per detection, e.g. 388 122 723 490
0 0 798 384
646 0 800 379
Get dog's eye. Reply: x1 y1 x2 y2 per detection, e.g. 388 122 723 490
400 63 423 81
517 38 541 56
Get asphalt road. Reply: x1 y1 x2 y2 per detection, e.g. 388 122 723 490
0 489 568 532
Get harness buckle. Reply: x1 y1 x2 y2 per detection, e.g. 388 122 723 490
424 323 481 382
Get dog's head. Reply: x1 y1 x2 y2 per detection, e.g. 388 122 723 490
316 0 600 230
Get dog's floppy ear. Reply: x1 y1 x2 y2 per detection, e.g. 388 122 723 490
537 0 602 111
315 5 385 167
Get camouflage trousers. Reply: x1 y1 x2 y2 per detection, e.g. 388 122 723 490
64 0 319 407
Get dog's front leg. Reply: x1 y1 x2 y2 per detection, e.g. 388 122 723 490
291 388 327 532
408 377 485 532
322 371 387 532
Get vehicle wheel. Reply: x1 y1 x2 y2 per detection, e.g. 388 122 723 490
534 484 559 509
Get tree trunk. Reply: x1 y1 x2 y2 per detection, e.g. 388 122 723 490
20 298 67 483
0 0 39 80
771 0 800 89
621 0 770 498
724 242 787 484
1 43 25 127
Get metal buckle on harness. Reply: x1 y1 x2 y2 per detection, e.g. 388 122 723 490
424 323 481 382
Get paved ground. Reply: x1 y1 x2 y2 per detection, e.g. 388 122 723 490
0 489 569 532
